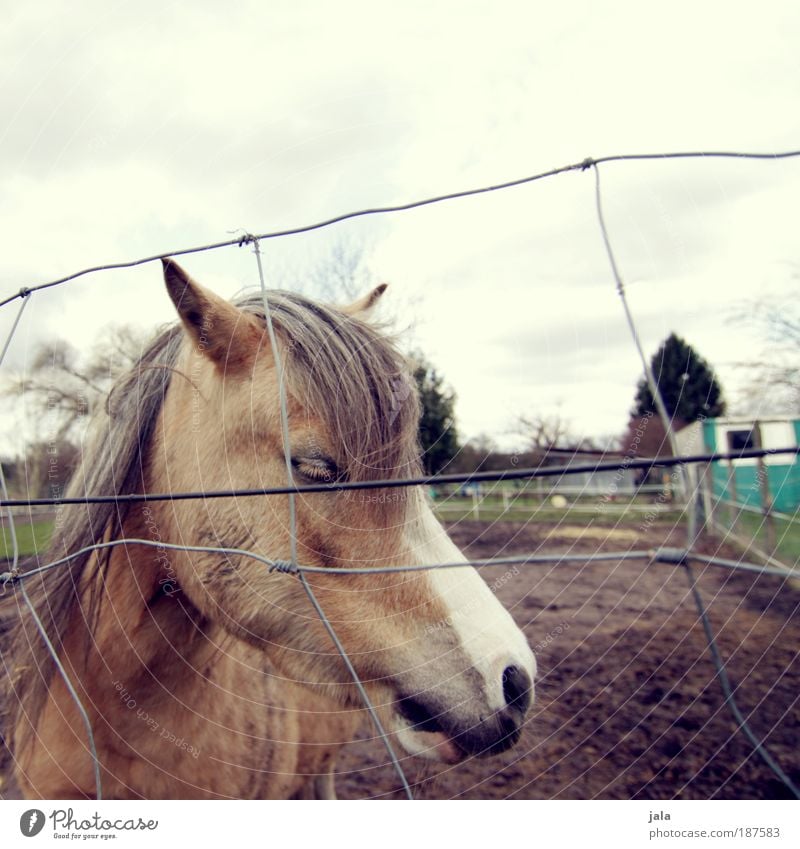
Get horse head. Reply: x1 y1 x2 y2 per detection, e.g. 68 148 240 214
156 258 535 763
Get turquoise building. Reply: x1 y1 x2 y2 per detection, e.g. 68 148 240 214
675 417 800 513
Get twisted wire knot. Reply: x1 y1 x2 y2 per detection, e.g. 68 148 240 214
0 568 19 593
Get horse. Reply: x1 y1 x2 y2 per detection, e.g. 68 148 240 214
2 259 535 799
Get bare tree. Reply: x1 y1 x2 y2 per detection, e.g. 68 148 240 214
516 412 572 451
3 324 148 443
729 279 800 414
291 237 423 339
282 237 377 304
307 238 373 303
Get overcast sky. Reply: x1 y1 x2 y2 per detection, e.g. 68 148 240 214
1 1 799 454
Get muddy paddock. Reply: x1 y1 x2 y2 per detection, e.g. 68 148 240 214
2 520 797 800
336 519 800 799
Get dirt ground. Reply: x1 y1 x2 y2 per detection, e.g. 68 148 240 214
2 519 798 800
335 519 800 800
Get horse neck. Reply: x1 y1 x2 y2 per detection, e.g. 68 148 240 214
68 423 211 691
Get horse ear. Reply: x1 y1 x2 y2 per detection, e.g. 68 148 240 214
340 283 388 317
162 258 264 373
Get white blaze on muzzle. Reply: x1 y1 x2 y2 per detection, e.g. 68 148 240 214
404 493 536 712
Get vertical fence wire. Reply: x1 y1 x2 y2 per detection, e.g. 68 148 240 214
16 581 104 799
0 293 103 799
592 164 698 543
249 237 414 799
0 297 30 585
592 164 797 799
683 559 800 798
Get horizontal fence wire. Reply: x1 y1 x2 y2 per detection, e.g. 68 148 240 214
1 538 662 586
714 496 799 524
3 539 796 589
688 552 798 579
709 515 792 573
2 148 799 310
1 447 797 509
1 146 799 801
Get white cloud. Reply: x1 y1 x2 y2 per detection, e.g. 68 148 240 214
1 0 799 456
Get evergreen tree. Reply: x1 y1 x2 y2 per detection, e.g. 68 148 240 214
633 333 725 425
411 353 460 475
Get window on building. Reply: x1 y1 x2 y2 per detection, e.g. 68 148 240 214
727 429 758 454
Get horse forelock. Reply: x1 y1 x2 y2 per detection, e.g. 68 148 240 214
235 291 422 484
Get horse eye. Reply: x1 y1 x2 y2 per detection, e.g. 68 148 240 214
291 456 342 484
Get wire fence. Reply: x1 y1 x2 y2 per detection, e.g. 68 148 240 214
705 470 800 571
1 148 799 801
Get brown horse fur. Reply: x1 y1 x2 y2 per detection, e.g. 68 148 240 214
1 260 535 799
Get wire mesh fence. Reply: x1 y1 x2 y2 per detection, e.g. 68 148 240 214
1 149 799 801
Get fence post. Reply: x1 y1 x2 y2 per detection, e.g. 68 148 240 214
685 464 699 546
727 461 738 532
702 461 716 536
754 423 776 555
502 489 510 513
472 488 480 520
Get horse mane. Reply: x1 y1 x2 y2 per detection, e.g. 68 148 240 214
1 288 421 760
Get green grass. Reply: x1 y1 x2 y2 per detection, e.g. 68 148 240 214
10 504 794 566
433 498 684 525
1 519 54 560
727 510 800 566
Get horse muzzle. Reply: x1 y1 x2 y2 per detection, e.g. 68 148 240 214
395 664 533 762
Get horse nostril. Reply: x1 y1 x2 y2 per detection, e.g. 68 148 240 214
397 696 444 734
502 665 532 712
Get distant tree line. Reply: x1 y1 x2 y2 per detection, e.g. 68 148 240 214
12 243 793 502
